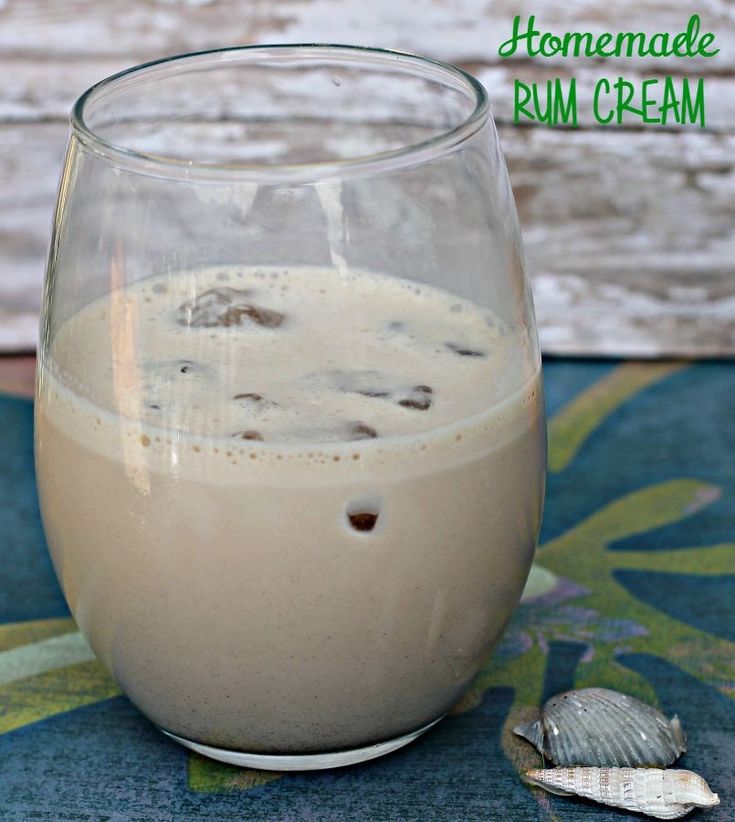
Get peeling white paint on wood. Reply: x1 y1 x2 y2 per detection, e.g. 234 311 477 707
2 123 731 355
2 60 733 132
1 0 733 68
0 0 732 354
535 273 735 356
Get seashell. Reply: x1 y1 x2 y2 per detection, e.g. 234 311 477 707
525 767 719 820
514 687 686 767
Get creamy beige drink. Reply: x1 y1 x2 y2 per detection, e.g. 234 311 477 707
35 265 545 754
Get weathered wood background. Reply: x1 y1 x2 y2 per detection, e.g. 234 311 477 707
1 0 733 355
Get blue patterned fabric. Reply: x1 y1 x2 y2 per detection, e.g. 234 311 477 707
1 360 733 820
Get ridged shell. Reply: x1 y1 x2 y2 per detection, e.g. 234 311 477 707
525 767 720 820
514 688 686 767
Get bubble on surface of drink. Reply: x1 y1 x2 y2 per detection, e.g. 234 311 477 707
348 422 378 440
314 370 434 412
177 287 285 328
327 369 393 399
144 359 213 380
445 342 486 358
397 385 433 411
283 419 381 445
233 392 277 411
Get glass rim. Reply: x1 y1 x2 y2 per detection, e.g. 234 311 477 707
71 43 490 183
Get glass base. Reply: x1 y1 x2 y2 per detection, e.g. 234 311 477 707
160 716 443 771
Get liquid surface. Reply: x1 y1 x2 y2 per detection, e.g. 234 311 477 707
49 265 530 445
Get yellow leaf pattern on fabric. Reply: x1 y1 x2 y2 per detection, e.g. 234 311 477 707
3 361 732 801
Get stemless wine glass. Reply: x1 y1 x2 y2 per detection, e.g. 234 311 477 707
34 45 546 771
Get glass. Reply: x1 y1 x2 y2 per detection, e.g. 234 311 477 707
34 45 546 770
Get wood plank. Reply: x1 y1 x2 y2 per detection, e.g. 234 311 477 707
0 58 126 123
1 123 731 355
0 0 733 69
506 128 735 353
2 58 733 133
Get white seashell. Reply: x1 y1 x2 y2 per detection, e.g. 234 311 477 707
514 688 686 767
525 767 720 820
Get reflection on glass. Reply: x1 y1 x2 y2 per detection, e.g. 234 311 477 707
35 45 546 770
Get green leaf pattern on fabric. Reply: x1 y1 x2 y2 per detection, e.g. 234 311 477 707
2 362 733 800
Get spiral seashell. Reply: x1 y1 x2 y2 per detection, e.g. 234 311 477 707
513 687 686 767
525 767 719 820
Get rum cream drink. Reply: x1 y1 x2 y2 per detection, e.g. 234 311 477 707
35 266 545 753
